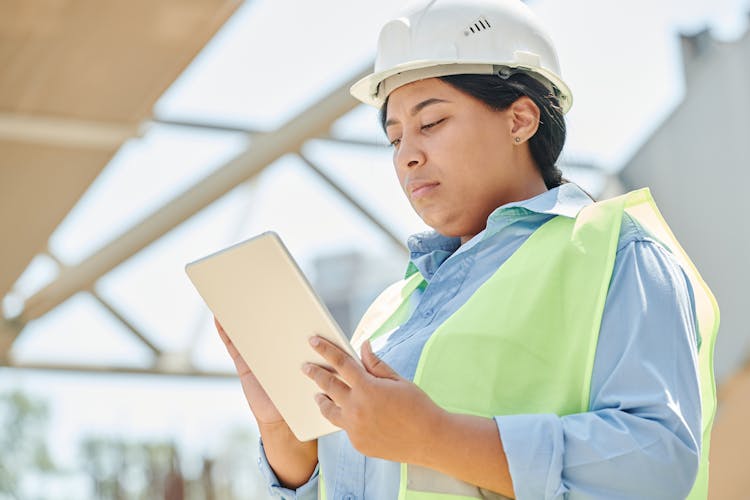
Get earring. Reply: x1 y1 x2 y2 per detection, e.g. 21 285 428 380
514 137 521 144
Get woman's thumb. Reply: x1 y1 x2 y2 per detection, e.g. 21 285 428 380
362 340 399 379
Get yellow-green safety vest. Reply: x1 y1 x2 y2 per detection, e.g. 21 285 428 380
319 189 718 500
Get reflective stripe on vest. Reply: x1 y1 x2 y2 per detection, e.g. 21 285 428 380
321 189 718 500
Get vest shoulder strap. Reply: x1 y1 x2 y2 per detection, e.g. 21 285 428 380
350 272 425 353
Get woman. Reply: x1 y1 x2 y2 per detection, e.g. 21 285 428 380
216 1 719 498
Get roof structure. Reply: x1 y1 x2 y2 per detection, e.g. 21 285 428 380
1 0 247 375
1 0 240 297
0 0 419 377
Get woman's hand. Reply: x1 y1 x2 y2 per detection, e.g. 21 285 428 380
215 317 318 489
304 335 515 497
303 336 445 464
214 317 284 425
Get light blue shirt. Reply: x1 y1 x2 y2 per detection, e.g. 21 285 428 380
258 184 702 499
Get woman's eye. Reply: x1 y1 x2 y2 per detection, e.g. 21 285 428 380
387 118 444 147
421 118 445 130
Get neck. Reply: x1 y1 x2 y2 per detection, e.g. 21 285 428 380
458 174 548 246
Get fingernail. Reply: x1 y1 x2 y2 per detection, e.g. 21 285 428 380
302 363 312 375
309 336 320 347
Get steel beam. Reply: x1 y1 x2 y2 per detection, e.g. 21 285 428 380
0 362 235 378
297 153 408 254
0 319 22 362
316 134 388 148
151 118 261 136
90 291 162 356
0 113 142 150
16 67 370 328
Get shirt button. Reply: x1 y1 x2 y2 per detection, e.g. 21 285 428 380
422 308 434 318
343 495 355 500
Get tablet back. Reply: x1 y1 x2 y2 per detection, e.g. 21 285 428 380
185 232 357 441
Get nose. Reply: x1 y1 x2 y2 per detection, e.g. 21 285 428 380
395 136 426 170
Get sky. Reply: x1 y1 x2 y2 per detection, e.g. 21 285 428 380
2 0 749 497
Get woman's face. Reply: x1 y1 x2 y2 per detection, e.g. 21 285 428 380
384 78 545 243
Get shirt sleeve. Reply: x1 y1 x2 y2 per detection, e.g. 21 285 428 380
495 237 702 499
257 439 320 499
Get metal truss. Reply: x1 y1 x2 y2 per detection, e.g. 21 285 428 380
0 64 413 376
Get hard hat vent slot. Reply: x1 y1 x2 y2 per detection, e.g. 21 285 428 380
465 17 491 36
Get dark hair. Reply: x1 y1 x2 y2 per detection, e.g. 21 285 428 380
379 72 567 190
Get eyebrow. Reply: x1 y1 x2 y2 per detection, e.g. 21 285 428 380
384 98 451 128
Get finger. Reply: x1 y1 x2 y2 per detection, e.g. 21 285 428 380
217 326 234 349
361 340 400 380
214 320 251 375
215 318 235 349
309 336 365 387
314 393 343 427
226 344 252 377
303 363 351 404
213 316 225 334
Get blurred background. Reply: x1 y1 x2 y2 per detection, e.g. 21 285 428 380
1 0 749 498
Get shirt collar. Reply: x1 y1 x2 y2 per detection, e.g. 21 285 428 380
406 183 594 280
489 181 593 219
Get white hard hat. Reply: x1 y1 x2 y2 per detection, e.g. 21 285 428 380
350 0 573 114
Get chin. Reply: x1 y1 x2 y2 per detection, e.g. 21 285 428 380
426 223 467 240
431 221 483 242
418 211 474 238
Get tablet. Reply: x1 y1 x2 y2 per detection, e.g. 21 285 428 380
185 231 359 441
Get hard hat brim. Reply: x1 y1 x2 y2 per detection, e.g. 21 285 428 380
350 60 573 114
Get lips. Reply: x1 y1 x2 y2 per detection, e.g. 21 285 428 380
407 180 439 200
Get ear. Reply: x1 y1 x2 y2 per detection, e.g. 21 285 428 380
509 96 541 143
